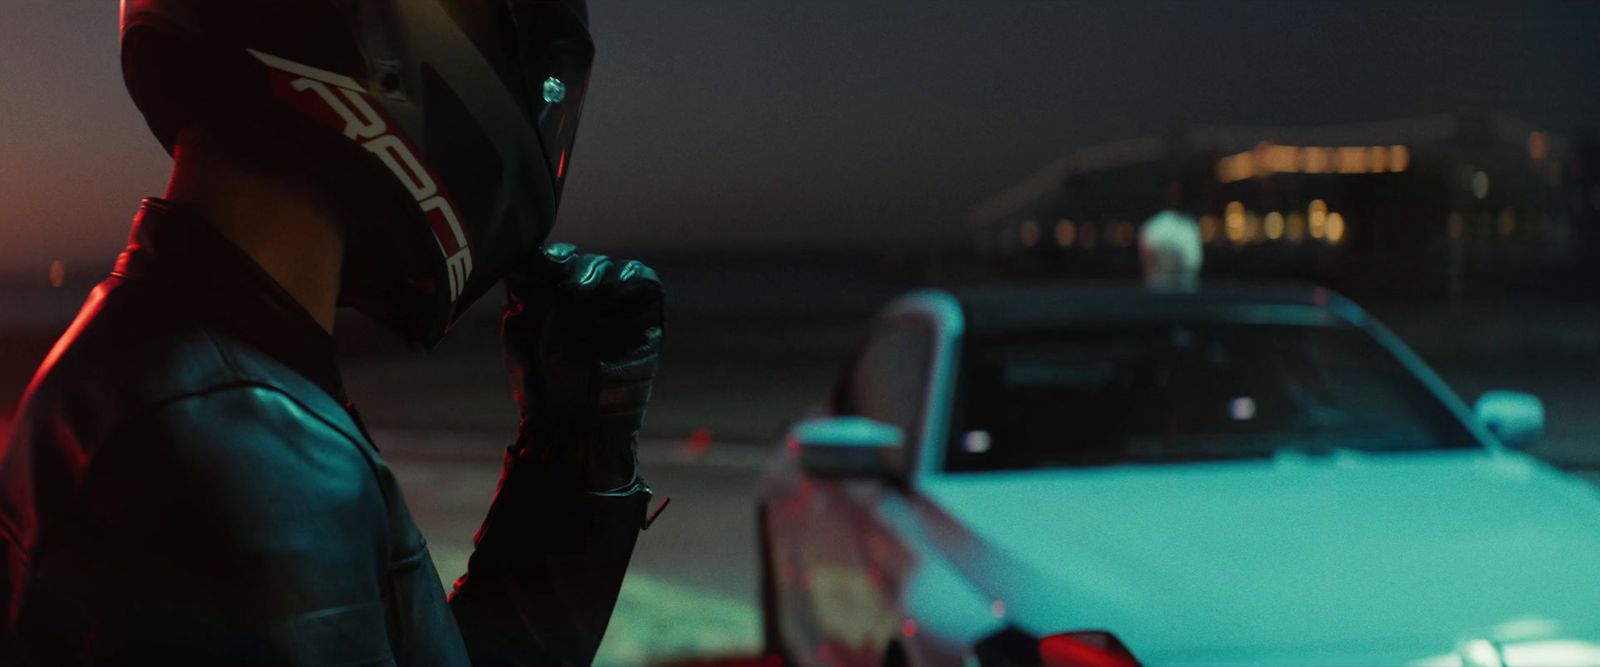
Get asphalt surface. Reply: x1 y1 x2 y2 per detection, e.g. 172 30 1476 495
379 429 771 666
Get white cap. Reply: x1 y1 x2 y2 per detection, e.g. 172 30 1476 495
1138 210 1203 292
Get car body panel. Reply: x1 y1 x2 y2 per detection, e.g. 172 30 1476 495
919 450 1600 663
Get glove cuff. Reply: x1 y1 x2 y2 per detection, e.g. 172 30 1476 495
514 422 642 494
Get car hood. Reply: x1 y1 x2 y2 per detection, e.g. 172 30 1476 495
917 451 1600 665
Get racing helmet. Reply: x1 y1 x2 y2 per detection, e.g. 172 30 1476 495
120 0 593 346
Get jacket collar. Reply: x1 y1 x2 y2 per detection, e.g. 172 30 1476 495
112 198 348 403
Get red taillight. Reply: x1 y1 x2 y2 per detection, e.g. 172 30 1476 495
1040 631 1141 667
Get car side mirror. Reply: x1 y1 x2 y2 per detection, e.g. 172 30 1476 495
1475 390 1544 449
790 416 903 478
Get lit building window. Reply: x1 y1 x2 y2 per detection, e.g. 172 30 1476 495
1367 146 1389 173
1054 219 1076 248
1216 153 1255 183
1308 199 1328 239
1325 212 1347 244
1260 144 1298 173
1528 131 1549 160
1303 147 1332 174
1225 202 1247 244
48 260 65 288
1472 171 1490 200
1335 147 1367 174
1388 145 1410 172
1264 211 1285 240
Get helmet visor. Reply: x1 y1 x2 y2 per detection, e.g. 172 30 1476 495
506 0 593 200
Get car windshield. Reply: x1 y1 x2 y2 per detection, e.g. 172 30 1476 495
946 321 1481 472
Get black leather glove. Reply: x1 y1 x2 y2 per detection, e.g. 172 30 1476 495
501 242 664 492
448 244 664 666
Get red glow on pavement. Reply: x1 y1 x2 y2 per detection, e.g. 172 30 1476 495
678 426 713 459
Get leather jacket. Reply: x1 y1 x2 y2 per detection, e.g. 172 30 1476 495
0 200 649 665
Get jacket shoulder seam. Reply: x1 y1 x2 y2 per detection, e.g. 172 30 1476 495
86 381 372 487
198 327 368 446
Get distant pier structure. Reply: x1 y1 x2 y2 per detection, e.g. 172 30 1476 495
970 112 1600 298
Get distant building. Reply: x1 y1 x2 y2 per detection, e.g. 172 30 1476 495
970 112 1597 297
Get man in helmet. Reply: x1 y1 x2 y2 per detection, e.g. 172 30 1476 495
0 1 660 665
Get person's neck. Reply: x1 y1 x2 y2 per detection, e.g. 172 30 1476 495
162 136 346 333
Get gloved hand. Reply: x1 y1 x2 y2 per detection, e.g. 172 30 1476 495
501 242 664 492
448 244 661 666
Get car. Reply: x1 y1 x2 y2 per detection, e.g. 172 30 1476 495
756 281 1600 667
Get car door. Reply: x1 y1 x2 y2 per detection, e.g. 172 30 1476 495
785 317 936 666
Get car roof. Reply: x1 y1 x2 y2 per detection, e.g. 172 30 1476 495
933 280 1366 336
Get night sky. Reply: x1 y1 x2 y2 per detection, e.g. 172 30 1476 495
2 1 1598 273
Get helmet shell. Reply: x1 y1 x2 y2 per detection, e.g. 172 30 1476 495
120 0 593 346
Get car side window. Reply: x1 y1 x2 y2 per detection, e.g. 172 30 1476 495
847 321 934 452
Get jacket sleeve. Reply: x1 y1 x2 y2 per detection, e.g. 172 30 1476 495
56 387 401 666
447 436 651 667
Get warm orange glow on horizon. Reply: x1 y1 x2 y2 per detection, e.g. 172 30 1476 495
1217 143 1411 182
